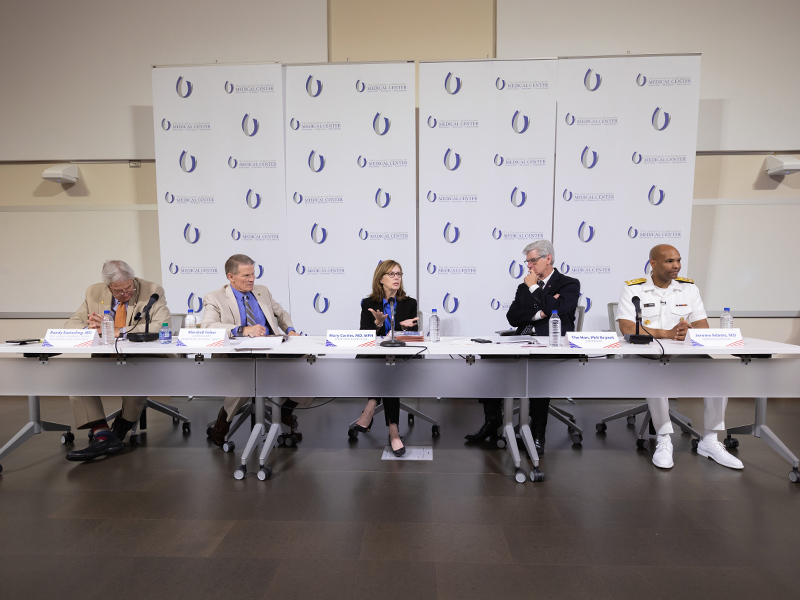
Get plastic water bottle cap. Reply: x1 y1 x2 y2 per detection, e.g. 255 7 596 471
188 309 193 314
104 310 110 314
162 323 169 327
551 310 557 314
432 309 437 313
724 308 730 311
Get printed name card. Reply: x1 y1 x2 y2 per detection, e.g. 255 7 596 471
686 329 744 347
43 329 100 348
325 330 376 347
567 332 621 349
176 328 227 347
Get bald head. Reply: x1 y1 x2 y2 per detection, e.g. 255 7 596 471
649 244 677 261
648 244 682 287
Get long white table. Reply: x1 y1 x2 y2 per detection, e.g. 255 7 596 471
2 336 799 482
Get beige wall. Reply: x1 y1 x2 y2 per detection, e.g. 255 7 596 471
2 0 798 343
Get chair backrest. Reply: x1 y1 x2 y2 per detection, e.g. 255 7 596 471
574 305 585 332
607 302 621 335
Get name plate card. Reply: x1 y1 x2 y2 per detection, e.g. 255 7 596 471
686 328 744 347
325 330 376 348
567 332 621 349
43 329 99 348
176 329 227 347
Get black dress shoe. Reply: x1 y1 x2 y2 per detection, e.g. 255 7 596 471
111 416 136 441
464 420 500 442
353 417 374 433
281 414 303 442
533 437 545 456
66 433 123 462
210 407 230 447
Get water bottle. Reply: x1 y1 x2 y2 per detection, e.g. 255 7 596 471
159 322 172 344
720 307 732 329
429 309 440 342
548 310 561 347
101 310 114 345
184 309 198 329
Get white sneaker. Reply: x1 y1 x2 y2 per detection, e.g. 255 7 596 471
697 439 744 469
652 438 674 469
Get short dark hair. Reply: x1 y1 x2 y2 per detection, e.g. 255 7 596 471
225 254 254 276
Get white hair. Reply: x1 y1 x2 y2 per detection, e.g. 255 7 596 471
523 239 555 262
101 260 135 285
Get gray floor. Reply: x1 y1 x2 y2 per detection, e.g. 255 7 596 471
0 395 798 600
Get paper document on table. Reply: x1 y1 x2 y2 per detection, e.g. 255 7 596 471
234 335 287 349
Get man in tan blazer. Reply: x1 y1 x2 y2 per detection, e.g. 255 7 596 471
202 253 303 445
64 260 171 461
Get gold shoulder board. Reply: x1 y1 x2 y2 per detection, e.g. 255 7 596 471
625 278 646 286
676 277 695 284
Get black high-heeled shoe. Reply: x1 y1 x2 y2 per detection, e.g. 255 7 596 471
389 435 406 457
353 417 373 433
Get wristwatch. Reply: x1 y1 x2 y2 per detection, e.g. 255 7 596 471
236 326 245 337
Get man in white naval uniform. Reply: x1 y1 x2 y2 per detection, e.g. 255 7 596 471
617 244 743 470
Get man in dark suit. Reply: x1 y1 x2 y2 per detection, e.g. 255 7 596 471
465 240 580 455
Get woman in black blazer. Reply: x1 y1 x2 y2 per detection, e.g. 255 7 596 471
353 260 418 456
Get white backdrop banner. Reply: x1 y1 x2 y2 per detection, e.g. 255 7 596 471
152 64 288 320
552 56 701 330
284 63 417 335
419 60 558 336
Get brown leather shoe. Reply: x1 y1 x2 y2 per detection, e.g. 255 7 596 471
210 407 230 446
281 413 302 442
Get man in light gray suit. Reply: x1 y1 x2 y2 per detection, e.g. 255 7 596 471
202 253 302 445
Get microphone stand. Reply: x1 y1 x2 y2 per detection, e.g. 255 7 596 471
624 299 654 345
380 299 406 347
128 308 159 342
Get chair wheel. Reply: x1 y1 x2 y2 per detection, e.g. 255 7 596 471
789 469 799 483
691 438 699 450
724 437 739 449
257 466 272 481
626 416 636 425
432 425 440 436
182 422 191 434
514 469 526 483
222 440 235 453
129 434 140 447
571 433 582 445
234 467 246 480
496 437 507 449
172 417 179 425
530 468 545 482
636 438 646 449
277 434 285 446
61 432 75 444
408 414 414 425
206 427 213 437
285 434 298 447
348 428 358 439
595 423 607 433
0 464 3 474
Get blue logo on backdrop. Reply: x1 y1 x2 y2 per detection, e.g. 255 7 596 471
356 155 367 168
427 116 437 128
183 223 200 244
242 113 259 137
161 119 171 131
373 112 390 136
308 150 325 172
443 222 460 243
293 192 303 204
644 259 652 275
563 189 573 202
494 154 504 166
313 293 330 313
578 221 595 243
245 189 261 209
164 191 175 204
176 76 193 98
492 228 503 240
443 293 460 314
564 113 575 125
444 72 462 95
631 151 642 164
228 156 238 168
511 110 530 134
311 223 327 244
224 81 234 94
254 265 264 279
495 77 506 90
580 294 592 313
358 228 369 240
490 299 501 310
510 187 527 207
179 151 197 173
231 229 241 241
652 107 671 131
306 75 323 97
427 263 437 274
295 263 307 276
443 148 461 171
289 118 300 130
168 263 179 274
509 260 524 279
375 188 391 208
636 74 647 87
187 293 203 313
628 227 639 239
355 79 366 92
427 191 437 202
581 145 598 169
584 69 602 92
648 185 666 206
560 262 571 274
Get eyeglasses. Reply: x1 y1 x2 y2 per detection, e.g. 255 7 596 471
525 256 546 265
108 284 136 298
384 272 403 278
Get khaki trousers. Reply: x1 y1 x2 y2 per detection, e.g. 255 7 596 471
70 396 147 429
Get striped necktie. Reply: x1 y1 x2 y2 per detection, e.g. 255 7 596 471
114 302 127 329
243 294 256 326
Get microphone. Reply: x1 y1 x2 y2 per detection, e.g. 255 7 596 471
380 296 406 347
624 294 653 345
128 293 161 343
142 293 160 315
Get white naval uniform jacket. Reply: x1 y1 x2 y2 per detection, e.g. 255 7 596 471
617 275 707 330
